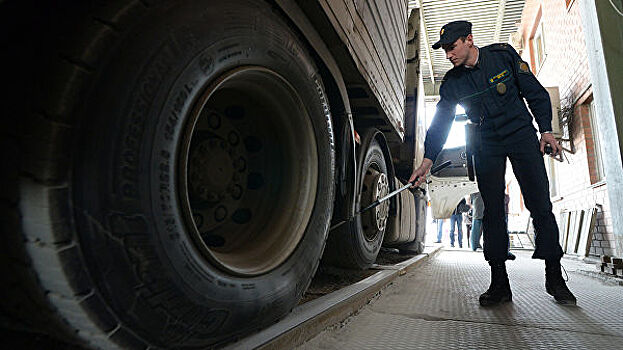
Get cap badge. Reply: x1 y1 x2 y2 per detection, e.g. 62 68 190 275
440 28 445 35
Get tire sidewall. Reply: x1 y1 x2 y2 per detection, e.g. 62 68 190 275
73 0 334 343
147 18 330 302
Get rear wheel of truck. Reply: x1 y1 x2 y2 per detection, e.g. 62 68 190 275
2 0 335 348
323 135 389 269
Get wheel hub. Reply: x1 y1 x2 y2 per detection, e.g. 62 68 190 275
372 172 390 231
187 110 248 233
189 140 233 196
178 67 318 276
361 168 390 239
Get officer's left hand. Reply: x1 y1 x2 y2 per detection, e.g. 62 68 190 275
539 133 562 156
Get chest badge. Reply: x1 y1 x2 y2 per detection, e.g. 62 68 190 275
496 82 507 95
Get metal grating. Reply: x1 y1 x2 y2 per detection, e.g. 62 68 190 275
298 250 623 349
409 0 525 87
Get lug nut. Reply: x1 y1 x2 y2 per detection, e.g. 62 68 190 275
230 185 243 199
228 131 240 145
206 192 219 202
208 113 221 129
215 206 227 221
234 157 246 172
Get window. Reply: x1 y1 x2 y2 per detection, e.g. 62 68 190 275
588 100 605 182
534 22 546 70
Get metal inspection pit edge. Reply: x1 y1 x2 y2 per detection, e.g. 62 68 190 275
226 245 443 350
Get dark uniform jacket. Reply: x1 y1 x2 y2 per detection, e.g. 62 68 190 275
424 43 552 162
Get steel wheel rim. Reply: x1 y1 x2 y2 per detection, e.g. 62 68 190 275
178 66 318 276
361 165 390 241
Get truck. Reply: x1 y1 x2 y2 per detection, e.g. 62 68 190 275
0 0 468 348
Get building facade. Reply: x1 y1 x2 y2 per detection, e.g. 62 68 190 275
513 0 616 257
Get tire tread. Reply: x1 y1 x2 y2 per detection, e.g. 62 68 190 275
3 1 153 349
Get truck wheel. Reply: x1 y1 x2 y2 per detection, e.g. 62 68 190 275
324 137 388 269
397 190 428 254
3 0 334 348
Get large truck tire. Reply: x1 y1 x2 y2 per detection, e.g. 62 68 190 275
1 0 335 348
323 136 389 269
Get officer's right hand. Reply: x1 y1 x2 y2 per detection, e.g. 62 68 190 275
409 158 434 187
540 132 562 156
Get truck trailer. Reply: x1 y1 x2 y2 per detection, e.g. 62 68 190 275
0 0 468 348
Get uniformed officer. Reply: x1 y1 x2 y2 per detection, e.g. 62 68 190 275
409 21 576 306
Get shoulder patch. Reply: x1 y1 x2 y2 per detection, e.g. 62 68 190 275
486 43 511 51
518 60 530 74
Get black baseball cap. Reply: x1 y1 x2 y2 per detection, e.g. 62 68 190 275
432 21 472 49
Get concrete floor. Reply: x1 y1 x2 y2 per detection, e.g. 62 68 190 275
297 250 623 350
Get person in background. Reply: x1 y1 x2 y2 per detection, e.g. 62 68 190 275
470 192 484 251
464 197 473 248
505 193 516 260
435 218 444 243
449 198 468 248
471 191 516 259
504 193 510 222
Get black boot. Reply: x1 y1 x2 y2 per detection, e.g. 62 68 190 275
479 261 513 306
545 259 577 305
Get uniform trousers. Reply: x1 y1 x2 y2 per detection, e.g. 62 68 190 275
474 127 564 262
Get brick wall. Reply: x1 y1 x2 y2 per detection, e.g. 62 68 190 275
516 0 614 257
